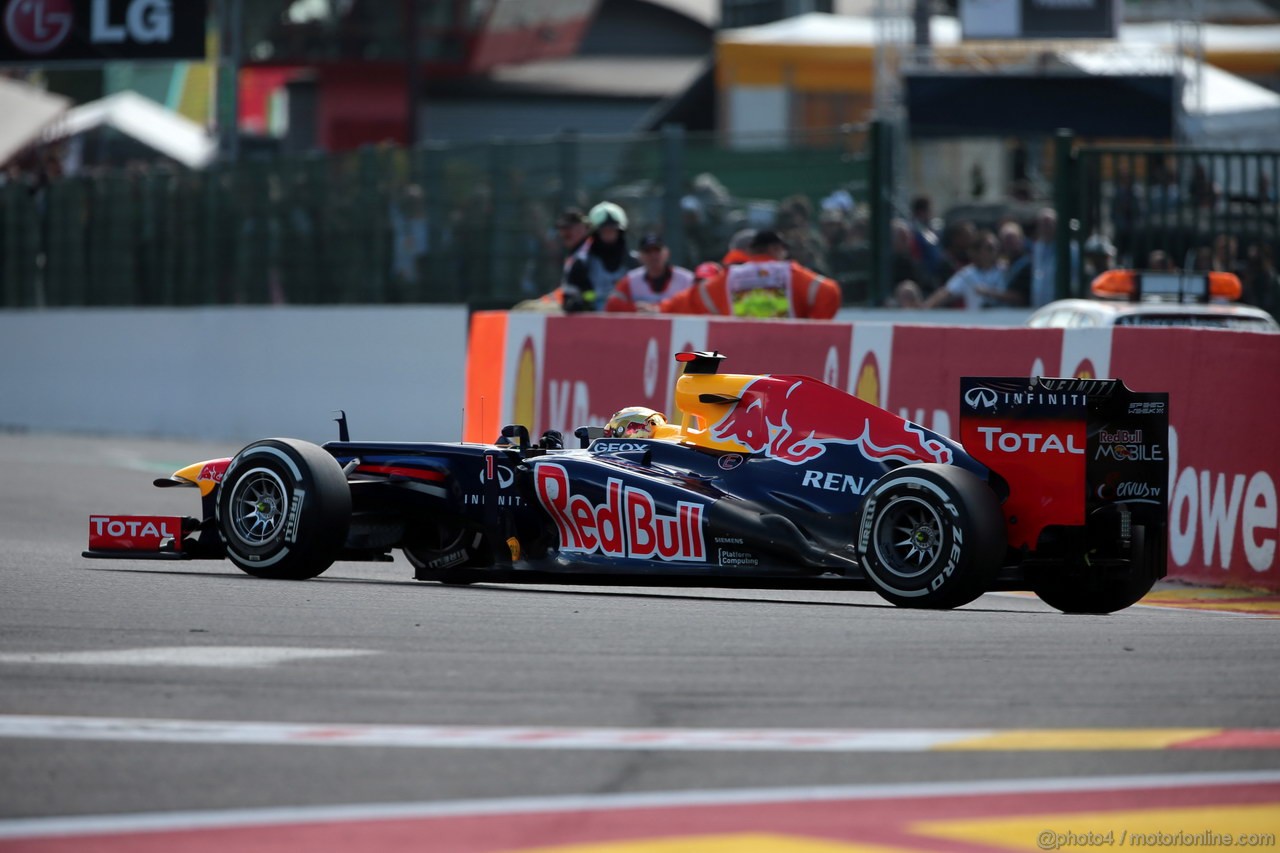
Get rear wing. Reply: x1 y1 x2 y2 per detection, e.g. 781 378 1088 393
958 377 1169 552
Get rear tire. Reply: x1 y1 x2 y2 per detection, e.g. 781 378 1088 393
216 439 351 580
857 464 1005 609
1033 525 1157 614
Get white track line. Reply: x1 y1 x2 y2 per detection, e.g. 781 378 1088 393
0 715 983 751
0 647 376 668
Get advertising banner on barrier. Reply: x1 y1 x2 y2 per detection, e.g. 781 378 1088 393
1108 329 1279 589
465 312 1279 590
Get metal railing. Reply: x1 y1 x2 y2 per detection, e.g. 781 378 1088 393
1 125 876 309
1057 134 1280 306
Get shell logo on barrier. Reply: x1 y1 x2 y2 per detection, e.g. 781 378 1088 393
1074 358 1097 380
643 338 660 398
514 336 538 435
853 351 881 407
823 345 841 387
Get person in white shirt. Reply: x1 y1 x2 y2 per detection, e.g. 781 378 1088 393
604 233 695 312
923 230 1019 310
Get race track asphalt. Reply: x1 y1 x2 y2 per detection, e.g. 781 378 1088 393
0 433 1276 828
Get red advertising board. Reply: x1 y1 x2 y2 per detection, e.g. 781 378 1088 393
539 316 676 436
1109 328 1279 588
886 326 1065 435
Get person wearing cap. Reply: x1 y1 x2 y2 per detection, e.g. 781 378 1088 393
560 201 640 312
512 208 591 312
556 207 590 262
605 233 695 312
655 229 841 319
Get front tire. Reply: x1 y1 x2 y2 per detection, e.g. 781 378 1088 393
216 439 351 580
857 464 1005 609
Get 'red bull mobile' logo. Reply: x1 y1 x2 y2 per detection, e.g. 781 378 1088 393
710 377 953 466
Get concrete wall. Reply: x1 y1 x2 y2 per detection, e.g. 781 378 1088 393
0 306 469 445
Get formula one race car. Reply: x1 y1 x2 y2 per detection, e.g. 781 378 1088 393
85 352 1170 614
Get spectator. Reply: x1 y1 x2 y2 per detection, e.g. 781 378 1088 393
1189 163 1219 208
1112 163 1142 262
970 162 987 199
818 207 868 302
513 207 589 310
1211 234 1242 276
1029 207 1074 308
1241 243 1279 319
935 219 977 285
776 194 827 273
889 218 933 305
998 221 1032 307
1146 156 1179 214
1147 249 1177 272
657 230 840 319
1082 234 1117 281
909 195 943 278
389 184 429 301
677 193 711 270
561 201 639 312
1011 139 1030 188
1257 173 1276 204
605 233 695 312
923 230 1016 310
556 207 590 265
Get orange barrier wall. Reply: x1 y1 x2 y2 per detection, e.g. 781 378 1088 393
465 312 1280 591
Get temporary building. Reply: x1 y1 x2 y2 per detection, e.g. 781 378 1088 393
0 78 70 167
41 91 218 169
716 12 1280 144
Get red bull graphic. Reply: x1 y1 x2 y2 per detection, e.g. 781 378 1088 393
198 461 228 484
709 376 953 466
535 464 705 562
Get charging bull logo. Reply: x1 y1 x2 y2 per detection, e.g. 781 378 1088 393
710 377 952 466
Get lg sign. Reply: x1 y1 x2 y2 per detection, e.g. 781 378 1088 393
1 0 203 63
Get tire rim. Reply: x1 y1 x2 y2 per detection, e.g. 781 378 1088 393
874 495 944 579
228 467 289 547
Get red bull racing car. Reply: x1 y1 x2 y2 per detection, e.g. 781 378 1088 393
84 352 1170 614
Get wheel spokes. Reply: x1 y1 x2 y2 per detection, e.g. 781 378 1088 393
229 469 288 546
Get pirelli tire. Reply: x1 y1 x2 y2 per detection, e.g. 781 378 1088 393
857 464 1005 609
403 519 485 585
216 439 352 580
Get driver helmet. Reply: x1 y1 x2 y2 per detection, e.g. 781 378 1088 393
604 406 667 439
